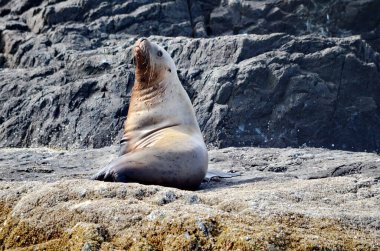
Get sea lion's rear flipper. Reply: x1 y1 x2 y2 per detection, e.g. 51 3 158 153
204 169 241 182
91 169 106 181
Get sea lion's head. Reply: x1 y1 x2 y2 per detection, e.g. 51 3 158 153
134 38 176 88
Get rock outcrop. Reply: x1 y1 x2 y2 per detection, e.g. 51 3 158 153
206 0 380 52
0 146 379 249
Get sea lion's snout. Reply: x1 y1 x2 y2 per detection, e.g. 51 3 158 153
135 37 148 51
134 38 150 69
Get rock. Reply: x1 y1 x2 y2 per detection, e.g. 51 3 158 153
157 191 178 205
1 0 379 51
205 0 380 53
0 146 379 249
0 33 379 151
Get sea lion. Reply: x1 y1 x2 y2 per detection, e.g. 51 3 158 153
92 38 208 190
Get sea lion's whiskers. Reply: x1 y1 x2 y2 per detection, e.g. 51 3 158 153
131 51 135 66
148 55 154 86
140 48 149 76
143 56 150 77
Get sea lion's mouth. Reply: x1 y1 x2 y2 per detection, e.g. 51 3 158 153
133 38 161 88
134 39 150 70
134 38 154 85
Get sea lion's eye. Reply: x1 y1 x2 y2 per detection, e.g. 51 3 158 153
168 68 172 73
157 51 163 57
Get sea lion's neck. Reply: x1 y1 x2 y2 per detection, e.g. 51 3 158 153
130 80 167 107
124 74 201 147
134 64 159 90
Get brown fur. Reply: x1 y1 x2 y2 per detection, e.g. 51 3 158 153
92 38 208 190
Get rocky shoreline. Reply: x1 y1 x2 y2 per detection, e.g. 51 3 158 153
1 0 380 249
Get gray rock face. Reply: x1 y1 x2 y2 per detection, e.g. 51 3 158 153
0 0 380 152
204 0 380 53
